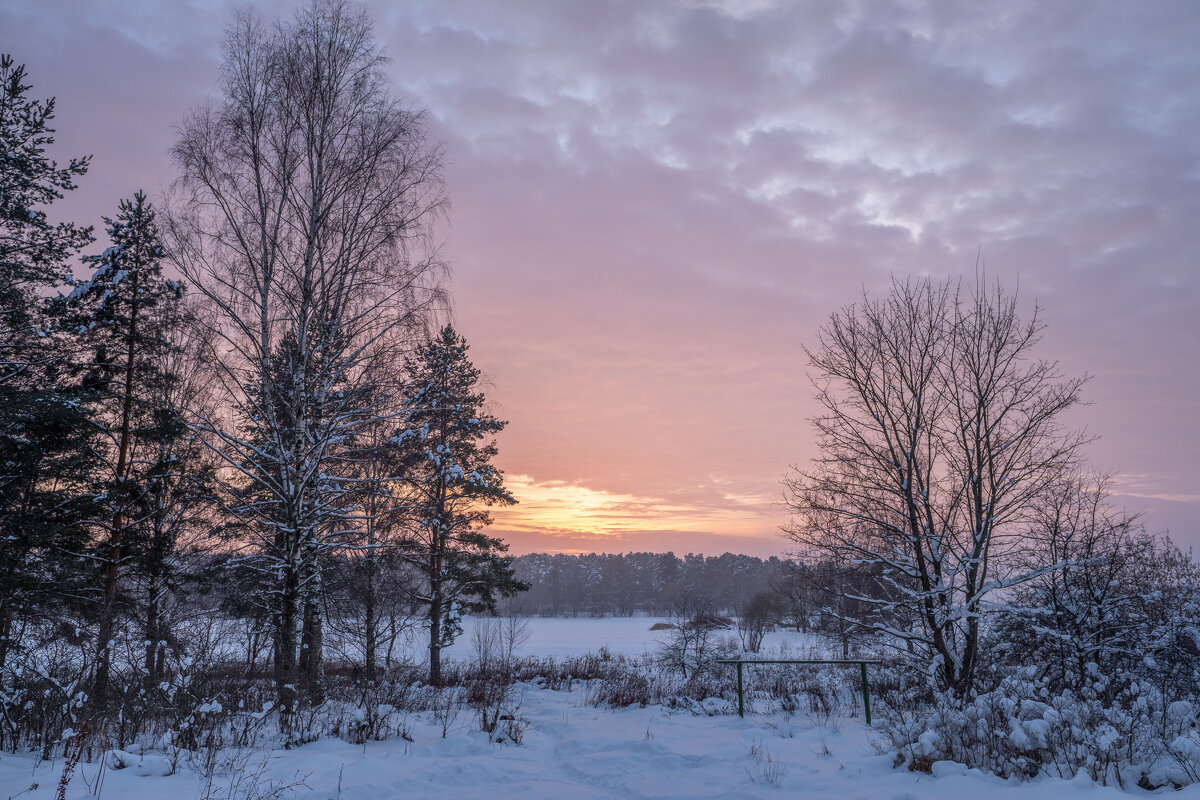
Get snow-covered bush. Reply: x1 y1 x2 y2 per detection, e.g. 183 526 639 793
878 663 1200 788
867 478 1200 788
586 670 655 708
0 648 89 758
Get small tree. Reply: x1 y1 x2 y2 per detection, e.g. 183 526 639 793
784 277 1088 697
658 595 731 679
396 325 527 686
736 591 784 654
64 191 186 710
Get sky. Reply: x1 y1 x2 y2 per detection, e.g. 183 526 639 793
3 0 1198 558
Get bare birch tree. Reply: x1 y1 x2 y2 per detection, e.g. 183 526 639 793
168 0 445 716
783 277 1089 697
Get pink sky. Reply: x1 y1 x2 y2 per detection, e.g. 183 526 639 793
4 0 1198 558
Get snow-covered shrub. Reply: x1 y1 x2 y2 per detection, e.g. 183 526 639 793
464 616 531 740
0 643 90 757
332 673 421 745
868 484 1200 788
876 659 1200 788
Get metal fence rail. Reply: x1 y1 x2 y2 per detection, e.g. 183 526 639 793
716 659 883 724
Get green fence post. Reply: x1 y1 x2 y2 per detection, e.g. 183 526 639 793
859 661 871 725
736 661 745 718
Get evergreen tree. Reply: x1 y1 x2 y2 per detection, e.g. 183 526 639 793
64 191 187 710
0 54 94 675
0 54 91 356
396 325 527 686
219 327 374 711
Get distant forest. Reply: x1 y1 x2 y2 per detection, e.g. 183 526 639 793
507 552 791 618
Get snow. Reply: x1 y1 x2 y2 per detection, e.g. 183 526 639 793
0 618 1189 799
429 616 821 661
3 685 1186 800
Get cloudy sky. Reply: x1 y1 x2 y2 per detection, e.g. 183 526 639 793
4 0 1198 557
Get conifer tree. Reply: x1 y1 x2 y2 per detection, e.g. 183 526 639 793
396 325 527 686
0 54 91 349
65 191 186 709
0 54 94 675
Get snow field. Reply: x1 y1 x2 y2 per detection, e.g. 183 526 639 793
433 615 825 660
3 616 1191 799
1 684 1179 800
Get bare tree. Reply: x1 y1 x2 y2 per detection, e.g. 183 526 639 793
784 277 1088 697
658 594 732 680
1005 473 1149 692
168 0 445 717
339 411 418 681
735 591 784 654
131 306 219 693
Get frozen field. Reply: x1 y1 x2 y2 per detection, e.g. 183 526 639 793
418 615 827 661
3 686 1187 800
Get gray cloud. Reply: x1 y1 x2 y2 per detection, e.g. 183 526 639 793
3 0 1197 551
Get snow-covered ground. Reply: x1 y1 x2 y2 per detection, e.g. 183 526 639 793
4 685 1190 800
1 617 1189 799
421 615 826 661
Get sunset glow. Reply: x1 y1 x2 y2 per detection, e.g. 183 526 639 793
492 474 781 554
4 0 1197 557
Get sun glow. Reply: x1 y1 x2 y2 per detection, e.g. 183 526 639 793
494 474 775 540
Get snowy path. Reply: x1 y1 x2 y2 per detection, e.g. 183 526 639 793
4 686 1193 799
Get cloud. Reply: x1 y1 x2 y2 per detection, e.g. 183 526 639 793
4 0 1197 551
497 474 782 540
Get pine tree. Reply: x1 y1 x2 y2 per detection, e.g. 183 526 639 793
0 54 94 676
0 54 91 352
396 325 527 686
64 191 187 710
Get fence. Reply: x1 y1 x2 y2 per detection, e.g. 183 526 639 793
716 659 882 724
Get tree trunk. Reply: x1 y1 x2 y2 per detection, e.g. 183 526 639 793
364 547 377 682
274 560 300 721
0 597 12 677
428 579 443 687
94 270 142 713
299 591 325 705
385 613 398 668
143 571 161 691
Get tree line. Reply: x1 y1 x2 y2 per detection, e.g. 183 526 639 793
0 0 524 740
508 552 787 617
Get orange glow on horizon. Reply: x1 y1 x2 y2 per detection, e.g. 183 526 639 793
491 474 787 555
